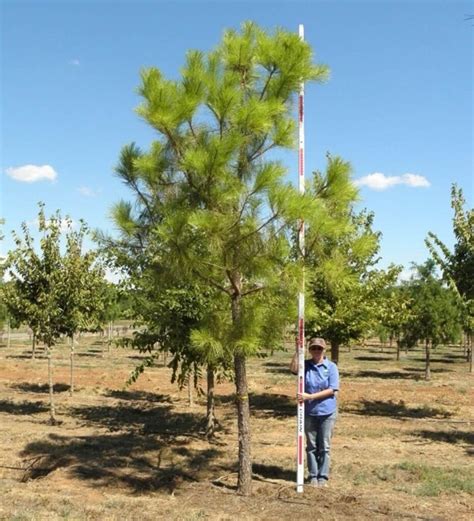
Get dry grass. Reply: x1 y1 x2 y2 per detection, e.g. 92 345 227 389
0 336 472 520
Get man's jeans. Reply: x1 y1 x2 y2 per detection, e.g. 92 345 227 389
305 411 337 481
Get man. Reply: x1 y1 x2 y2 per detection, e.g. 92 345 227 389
290 337 339 487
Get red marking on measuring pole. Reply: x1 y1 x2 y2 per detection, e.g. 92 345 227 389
299 95 304 122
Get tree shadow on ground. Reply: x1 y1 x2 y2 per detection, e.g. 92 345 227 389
216 392 295 419
0 399 48 415
6 353 46 360
12 382 70 393
253 463 294 482
20 431 224 492
351 370 420 380
249 393 295 418
414 429 474 450
442 352 468 359
70 402 205 436
103 389 170 403
342 399 452 419
262 362 292 375
354 356 394 362
404 367 452 373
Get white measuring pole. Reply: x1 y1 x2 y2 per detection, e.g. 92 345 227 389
296 23 306 494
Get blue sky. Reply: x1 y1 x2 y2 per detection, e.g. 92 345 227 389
1 0 472 277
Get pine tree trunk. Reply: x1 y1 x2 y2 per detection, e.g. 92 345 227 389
331 340 340 365
206 365 217 438
32 333 36 360
232 294 252 496
47 345 57 423
425 339 431 381
234 352 252 495
396 340 400 361
69 334 75 395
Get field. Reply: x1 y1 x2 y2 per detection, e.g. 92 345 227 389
0 334 472 521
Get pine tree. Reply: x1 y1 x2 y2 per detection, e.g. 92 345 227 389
109 22 331 495
305 156 401 363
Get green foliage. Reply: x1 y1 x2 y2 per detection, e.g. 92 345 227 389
305 157 401 358
4 203 105 346
399 260 462 348
426 184 474 336
105 21 331 365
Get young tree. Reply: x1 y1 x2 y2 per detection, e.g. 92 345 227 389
4 204 104 419
5 206 66 422
59 221 106 394
304 162 401 363
426 184 474 370
400 260 462 380
376 285 413 360
109 22 335 495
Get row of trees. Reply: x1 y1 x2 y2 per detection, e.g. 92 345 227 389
1 205 115 422
1 23 472 496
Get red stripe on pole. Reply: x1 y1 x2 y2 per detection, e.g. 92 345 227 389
298 436 303 465
299 95 304 122
299 318 304 347
299 149 304 176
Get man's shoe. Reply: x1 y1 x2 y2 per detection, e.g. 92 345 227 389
309 478 319 487
318 479 328 487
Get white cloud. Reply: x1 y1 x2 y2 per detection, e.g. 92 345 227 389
354 172 430 191
397 266 415 282
5 164 58 183
69 58 80 66
77 186 99 197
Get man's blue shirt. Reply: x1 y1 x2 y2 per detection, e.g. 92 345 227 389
304 357 339 416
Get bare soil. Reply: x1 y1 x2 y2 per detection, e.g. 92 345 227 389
0 337 472 520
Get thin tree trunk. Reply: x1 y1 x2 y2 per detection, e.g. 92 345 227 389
47 345 57 423
396 340 400 361
206 365 217 437
69 333 75 395
331 340 340 365
425 339 431 381
6 319 10 349
232 294 252 496
188 372 194 407
32 332 36 360
469 333 472 374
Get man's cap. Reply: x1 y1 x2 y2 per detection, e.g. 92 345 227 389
308 337 326 349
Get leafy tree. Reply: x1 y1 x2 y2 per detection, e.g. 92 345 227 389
426 184 474 370
4 204 105 420
109 22 335 495
59 220 106 394
399 260 462 380
305 163 401 363
375 285 413 360
4 206 66 422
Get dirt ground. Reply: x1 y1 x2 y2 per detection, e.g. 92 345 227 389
0 336 472 520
